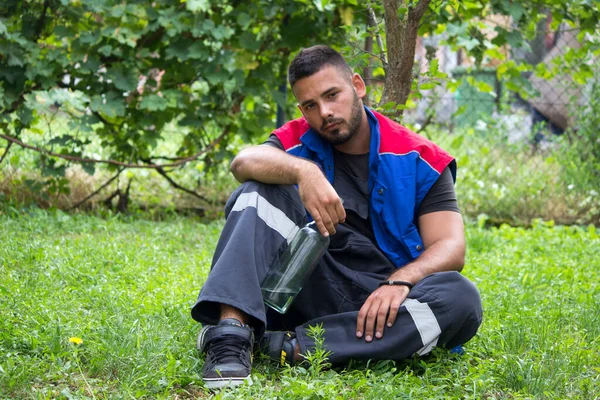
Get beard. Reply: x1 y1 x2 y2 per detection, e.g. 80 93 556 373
319 92 363 145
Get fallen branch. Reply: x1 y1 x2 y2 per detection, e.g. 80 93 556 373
0 128 229 169
68 168 124 210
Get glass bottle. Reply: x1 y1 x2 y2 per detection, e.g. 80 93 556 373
260 222 330 314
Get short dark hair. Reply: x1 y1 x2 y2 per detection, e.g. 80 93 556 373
288 45 353 88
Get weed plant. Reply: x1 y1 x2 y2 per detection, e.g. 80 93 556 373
0 210 598 399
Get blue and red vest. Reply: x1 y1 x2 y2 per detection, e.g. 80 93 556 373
273 107 456 268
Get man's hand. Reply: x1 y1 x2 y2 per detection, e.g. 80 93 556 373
297 164 345 237
230 146 345 237
356 285 410 342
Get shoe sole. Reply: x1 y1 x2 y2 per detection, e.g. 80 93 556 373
203 375 252 390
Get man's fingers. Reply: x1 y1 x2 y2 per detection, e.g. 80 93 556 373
356 299 371 338
335 199 346 224
364 298 381 342
387 297 403 328
321 212 336 236
357 287 409 342
306 200 342 237
375 299 391 339
309 210 329 237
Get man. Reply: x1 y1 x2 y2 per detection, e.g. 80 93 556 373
191 45 483 389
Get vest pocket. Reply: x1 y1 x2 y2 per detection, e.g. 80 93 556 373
401 224 425 260
371 179 388 214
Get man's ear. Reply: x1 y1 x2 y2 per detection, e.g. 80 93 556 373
351 73 367 99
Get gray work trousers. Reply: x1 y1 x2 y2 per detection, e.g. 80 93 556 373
191 181 483 364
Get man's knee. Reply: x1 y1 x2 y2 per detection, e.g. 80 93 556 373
419 271 482 324
224 181 305 219
445 272 481 319
417 272 483 347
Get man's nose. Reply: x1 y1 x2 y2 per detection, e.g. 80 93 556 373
320 103 333 120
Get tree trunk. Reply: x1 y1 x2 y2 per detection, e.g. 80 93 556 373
382 0 431 116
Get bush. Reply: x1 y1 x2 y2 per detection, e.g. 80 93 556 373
426 111 599 226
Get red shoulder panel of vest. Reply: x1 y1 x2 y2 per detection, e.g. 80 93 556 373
272 117 311 150
373 110 452 174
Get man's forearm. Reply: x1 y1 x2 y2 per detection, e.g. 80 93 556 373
230 144 346 237
230 145 319 184
387 238 465 285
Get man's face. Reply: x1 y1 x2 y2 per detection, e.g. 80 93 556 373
292 65 364 145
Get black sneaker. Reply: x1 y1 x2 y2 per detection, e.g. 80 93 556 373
197 318 254 389
257 331 297 366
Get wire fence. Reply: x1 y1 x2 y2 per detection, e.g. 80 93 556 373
400 29 599 226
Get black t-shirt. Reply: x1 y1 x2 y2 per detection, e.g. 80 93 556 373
262 134 460 242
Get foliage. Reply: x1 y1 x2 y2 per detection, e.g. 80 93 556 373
0 0 356 198
557 77 600 192
344 0 599 115
425 116 599 226
0 211 598 398
1 1 598 218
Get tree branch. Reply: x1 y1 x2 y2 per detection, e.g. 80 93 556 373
0 141 13 165
409 0 431 22
33 0 51 41
0 128 230 169
153 166 210 203
348 42 387 66
136 27 166 50
367 1 387 67
68 168 124 210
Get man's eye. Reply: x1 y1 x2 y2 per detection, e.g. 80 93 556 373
328 92 337 98
305 104 314 110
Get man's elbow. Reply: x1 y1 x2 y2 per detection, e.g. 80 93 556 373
229 153 248 182
455 255 465 272
454 240 466 272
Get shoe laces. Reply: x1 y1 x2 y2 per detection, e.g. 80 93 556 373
207 334 251 367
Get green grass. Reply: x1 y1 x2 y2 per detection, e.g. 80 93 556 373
0 210 598 399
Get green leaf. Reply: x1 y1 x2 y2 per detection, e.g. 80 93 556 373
8 51 24 67
211 25 235 41
420 82 438 90
110 4 126 18
504 0 525 21
239 31 260 51
397 5 408 19
451 134 464 150
236 12 252 28
98 44 113 57
109 66 138 92
187 42 209 60
17 106 34 126
139 94 168 111
0 19 8 35
90 92 126 118
506 31 523 49
186 0 210 13
458 37 479 51
429 59 439 75
191 79 209 96
42 159 67 177
48 136 73 147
